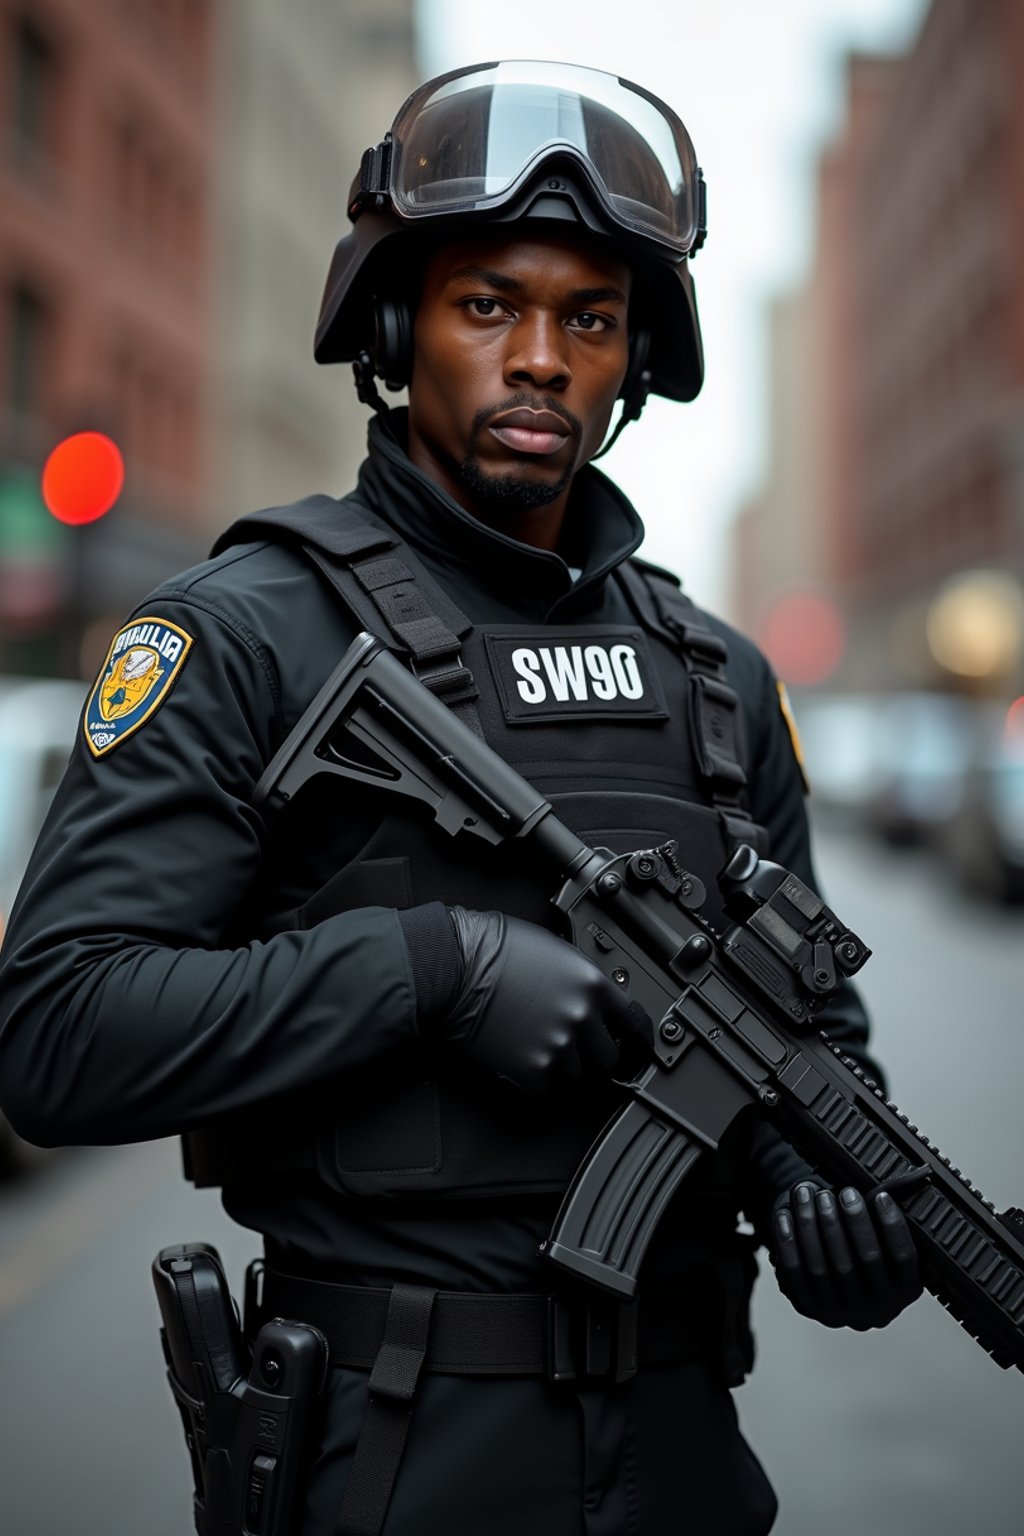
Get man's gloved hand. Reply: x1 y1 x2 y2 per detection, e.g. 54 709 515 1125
769 1180 922 1330
403 902 651 1096
442 906 653 1095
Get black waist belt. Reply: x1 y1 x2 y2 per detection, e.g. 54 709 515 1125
258 1264 711 1383
256 1265 715 1536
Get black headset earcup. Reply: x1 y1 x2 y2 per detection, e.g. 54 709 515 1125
372 296 414 390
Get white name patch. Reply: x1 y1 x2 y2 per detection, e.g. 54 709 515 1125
485 629 668 724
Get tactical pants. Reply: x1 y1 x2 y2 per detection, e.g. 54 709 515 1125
300 1362 778 1535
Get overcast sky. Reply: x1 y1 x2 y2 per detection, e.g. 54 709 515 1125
417 0 929 610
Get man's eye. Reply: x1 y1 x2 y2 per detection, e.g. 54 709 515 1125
466 297 502 317
571 312 612 332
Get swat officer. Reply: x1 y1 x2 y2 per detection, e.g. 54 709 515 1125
0 61 921 1536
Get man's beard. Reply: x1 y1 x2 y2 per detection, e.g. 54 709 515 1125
455 455 575 513
457 393 582 514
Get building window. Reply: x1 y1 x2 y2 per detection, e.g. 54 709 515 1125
9 15 57 163
7 282 51 418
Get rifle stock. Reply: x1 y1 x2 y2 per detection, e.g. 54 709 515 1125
254 633 1024 1374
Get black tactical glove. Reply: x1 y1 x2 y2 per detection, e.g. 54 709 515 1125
769 1180 922 1331
398 901 651 1095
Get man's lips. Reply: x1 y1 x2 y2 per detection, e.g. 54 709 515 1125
489 425 568 455
486 408 572 458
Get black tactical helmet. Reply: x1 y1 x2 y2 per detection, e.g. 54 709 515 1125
315 61 707 409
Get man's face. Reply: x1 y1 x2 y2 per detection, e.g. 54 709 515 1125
406 229 632 544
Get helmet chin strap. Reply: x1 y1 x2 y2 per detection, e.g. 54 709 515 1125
352 351 392 416
590 367 652 462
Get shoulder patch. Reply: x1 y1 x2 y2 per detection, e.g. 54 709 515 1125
776 681 809 793
83 616 194 758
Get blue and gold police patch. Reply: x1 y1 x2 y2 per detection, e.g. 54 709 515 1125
84 616 194 758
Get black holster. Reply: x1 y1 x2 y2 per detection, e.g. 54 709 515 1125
153 1243 329 1535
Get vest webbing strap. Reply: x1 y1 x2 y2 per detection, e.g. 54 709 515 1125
213 497 485 735
617 562 767 855
345 552 479 706
301 547 484 737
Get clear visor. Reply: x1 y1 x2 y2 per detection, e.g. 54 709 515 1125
390 61 699 253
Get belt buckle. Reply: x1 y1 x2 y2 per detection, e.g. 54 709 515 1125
545 1296 638 1386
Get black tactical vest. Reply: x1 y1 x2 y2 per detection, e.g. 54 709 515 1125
185 497 771 1203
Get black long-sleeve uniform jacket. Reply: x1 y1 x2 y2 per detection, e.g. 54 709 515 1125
0 413 875 1291
0 413 885 1535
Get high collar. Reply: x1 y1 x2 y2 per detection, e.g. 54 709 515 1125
354 409 645 621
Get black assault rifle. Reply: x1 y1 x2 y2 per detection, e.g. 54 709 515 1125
254 632 1024 1374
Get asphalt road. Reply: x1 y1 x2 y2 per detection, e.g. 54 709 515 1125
0 825 1021 1535
741 824 1024 1534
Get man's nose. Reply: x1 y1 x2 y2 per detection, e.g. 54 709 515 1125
503 312 571 391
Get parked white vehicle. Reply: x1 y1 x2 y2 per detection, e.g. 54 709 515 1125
0 676 85 1169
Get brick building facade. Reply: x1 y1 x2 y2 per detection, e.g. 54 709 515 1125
851 0 1024 688
0 0 214 670
731 0 1024 696
0 0 418 677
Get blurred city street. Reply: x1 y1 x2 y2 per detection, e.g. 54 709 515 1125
742 816 1024 1536
3 1 1024 1533
0 822 1021 1536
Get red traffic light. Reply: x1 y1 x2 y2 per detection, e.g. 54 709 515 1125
761 591 845 688
42 432 124 525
